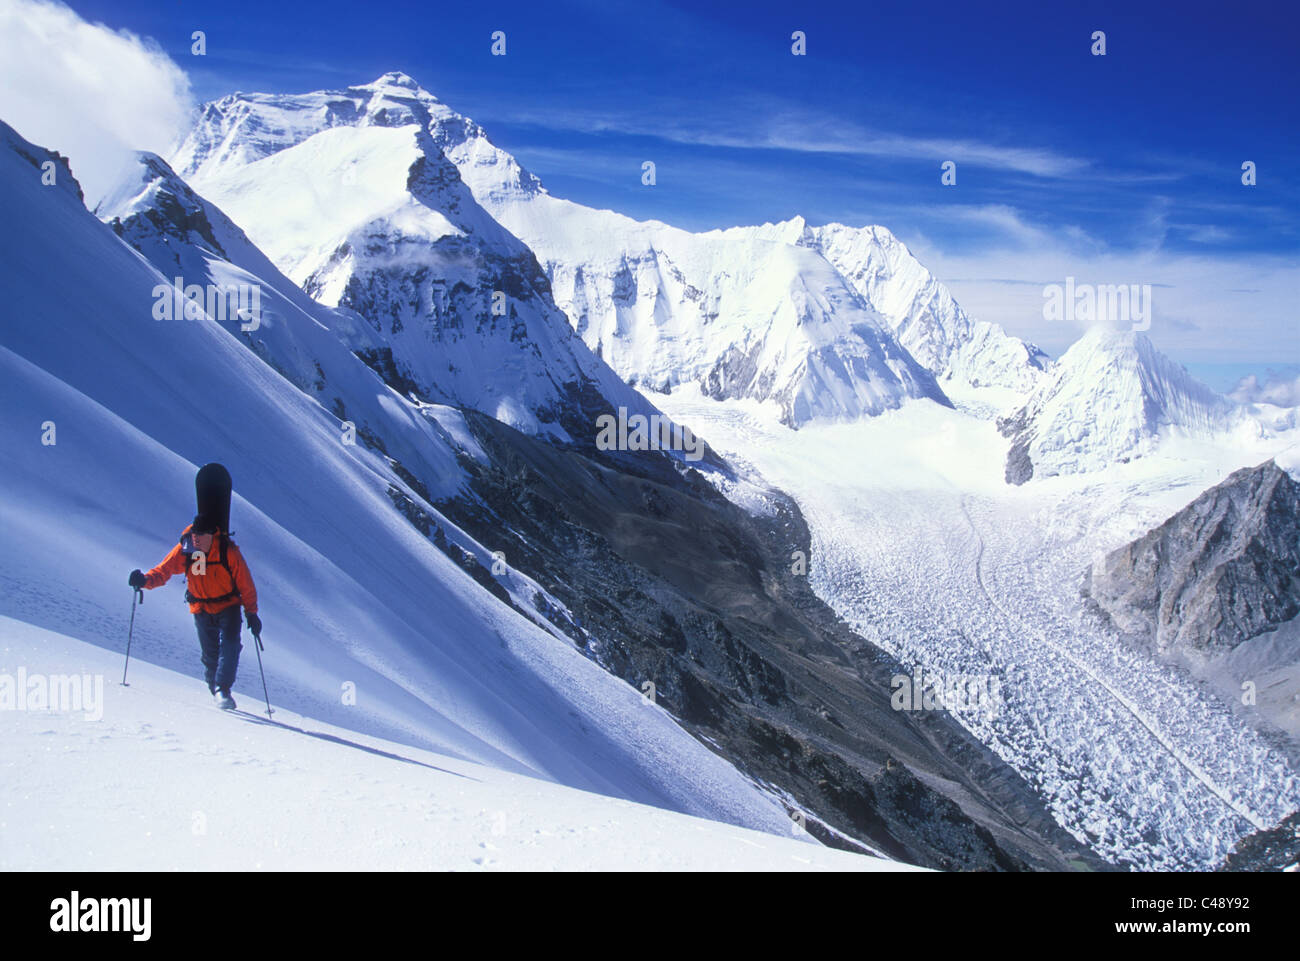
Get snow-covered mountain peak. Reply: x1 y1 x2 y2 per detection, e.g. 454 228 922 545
368 70 431 94
515 205 954 425
163 90 662 442
722 217 1046 400
172 73 1053 425
173 73 545 205
95 151 239 259
96 150 178 213
172 76 950 428
764 214 815 246
1048 326 1214 398
814 219 901 248
999 325 1232 483
0 120 83 205
794 221 1049 394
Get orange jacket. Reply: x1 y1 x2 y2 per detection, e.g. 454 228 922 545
143 524 259 616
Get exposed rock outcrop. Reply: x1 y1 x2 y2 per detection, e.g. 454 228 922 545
1084 460 1300 661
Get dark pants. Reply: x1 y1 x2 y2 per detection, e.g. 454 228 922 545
195 605 242 693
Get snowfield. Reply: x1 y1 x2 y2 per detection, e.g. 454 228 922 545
1 618 907 871
657 385 1300 870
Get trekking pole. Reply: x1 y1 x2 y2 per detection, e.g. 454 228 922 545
122 587 143 686
252 631 273 718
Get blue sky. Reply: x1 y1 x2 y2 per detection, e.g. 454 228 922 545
27 1 1300 379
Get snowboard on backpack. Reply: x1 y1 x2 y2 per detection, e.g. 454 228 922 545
195 462 233 533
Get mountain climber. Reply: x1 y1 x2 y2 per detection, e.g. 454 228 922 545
128 514 261 710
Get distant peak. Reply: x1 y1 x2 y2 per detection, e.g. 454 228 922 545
371 70 426 92
1076 324 1146 350
778 214 815 244
136 151 181 181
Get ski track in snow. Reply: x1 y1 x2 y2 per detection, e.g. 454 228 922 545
658 391 1300 870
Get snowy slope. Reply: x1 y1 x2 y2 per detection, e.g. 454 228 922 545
95 150 472 502
172 75 660 442
999 327 1235 483
2 618 911 871
0 119 827 842
172 73 952 428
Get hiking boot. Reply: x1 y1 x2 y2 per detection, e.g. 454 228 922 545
216 689 236 711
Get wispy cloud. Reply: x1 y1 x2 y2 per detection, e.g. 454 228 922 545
0 0 193 204
1229 371 1300 407
929 204 1058 245
671 117 1091 179
1181 224 1234 244
908 240 1300 365
488 97 1090 178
